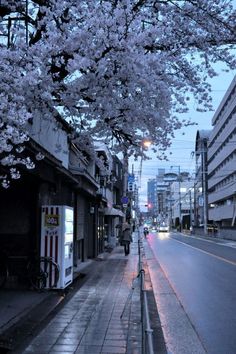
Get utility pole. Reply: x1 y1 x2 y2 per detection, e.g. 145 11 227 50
189 188 193 228
170 166 182 231
202 144 208 236
178 166 182 232
122 147 129 222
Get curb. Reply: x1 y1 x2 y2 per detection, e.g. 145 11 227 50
140 237 168 354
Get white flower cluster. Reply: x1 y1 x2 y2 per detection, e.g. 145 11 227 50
0 0 235 187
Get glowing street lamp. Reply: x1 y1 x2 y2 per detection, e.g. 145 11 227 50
138 138 152 186
142 139 152 149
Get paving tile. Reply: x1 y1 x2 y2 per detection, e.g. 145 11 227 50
63 328 87 334
55 338 81 346
126 348 142 354
49 344 78 352
80 336 104 346
32 336 57 344
75 345 102 354
106 329 128 336
104 339 126 347
22 343 52 352
59 333 84 340
24 350 49 354
83 330 105 337
49 352 77 354
101 345 126 353
108 324 128 329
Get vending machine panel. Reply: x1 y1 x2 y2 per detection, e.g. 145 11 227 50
41 205 74 289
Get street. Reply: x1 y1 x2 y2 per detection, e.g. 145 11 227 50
145 231 236 354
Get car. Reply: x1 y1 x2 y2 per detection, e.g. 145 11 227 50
158 223 169 232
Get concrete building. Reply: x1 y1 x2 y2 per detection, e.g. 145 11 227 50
147 178 157 216
208 75 236 229
147 169 169 222
169 177 194 229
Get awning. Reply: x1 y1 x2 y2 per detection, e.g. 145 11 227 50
104 207 125 217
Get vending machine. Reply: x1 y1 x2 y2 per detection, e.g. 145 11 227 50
41 205 74 289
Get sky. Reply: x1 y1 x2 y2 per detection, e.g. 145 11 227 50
133 68 236 211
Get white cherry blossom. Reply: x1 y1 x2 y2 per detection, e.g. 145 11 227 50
0 0 235 186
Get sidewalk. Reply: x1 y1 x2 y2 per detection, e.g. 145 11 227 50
7 232 143 354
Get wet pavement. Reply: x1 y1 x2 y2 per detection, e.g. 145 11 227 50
11 232 143 354
2 229 232 354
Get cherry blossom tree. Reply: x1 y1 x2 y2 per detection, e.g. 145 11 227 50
0 0 236 186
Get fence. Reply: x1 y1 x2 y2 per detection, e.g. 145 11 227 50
138 232 154 354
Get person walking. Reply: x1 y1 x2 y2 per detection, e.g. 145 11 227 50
143 226 149 238
121 222 132 256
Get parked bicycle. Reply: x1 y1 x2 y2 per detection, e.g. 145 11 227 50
0 251 60 291
27 256 60 290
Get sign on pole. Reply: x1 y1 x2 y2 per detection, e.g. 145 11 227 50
128 181 134 192
121 196 129 204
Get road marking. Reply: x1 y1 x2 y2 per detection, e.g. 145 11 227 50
172 232 236 249
171 238 236 266
220 242 236 248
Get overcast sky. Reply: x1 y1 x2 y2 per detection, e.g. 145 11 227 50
133 68 236 211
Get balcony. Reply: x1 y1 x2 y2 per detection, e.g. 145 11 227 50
209 204 235 222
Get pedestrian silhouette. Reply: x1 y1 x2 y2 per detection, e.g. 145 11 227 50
120 222 133 256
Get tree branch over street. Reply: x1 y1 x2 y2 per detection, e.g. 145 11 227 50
0 0 236 186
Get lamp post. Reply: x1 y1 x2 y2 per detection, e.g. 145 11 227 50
138 138 152 187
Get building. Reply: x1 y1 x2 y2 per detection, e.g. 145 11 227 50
207 75 236 231
156 168 169 219
147 178 157 217
169 177 194 229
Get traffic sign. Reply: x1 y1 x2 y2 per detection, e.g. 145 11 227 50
128 174 135 182
121 196 129 204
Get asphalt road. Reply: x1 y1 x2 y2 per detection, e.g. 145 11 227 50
147 231 236 354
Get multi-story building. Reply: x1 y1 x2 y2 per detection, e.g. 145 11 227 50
147 168 195 229
147 169 169 221
156 168 168 218
170 178 195 229
147 178 157 216
207 76 236 229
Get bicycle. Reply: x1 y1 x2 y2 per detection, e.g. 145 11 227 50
27 256 60 291
0 251 60 291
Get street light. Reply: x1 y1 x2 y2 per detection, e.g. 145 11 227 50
138 137 152 187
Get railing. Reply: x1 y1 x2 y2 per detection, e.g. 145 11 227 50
138 232 154 354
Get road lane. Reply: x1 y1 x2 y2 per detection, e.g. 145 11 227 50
147 232 236 354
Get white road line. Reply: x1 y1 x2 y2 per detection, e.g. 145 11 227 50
172 232 236 249
170 237 236 266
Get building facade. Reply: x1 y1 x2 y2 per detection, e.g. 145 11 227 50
207 76 236 228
